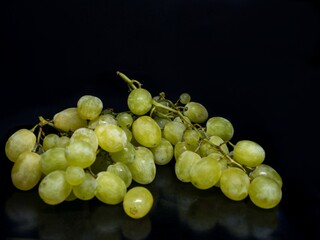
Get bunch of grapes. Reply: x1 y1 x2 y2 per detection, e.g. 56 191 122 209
4 71 282 219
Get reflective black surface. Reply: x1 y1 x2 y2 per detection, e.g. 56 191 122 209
1 0 319 239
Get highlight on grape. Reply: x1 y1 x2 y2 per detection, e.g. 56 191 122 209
5 71 283 219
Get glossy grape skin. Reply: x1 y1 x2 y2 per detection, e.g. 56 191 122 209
73 172 97 200
109 142 135 164
5 128 36 162
116 112 134 128
77 95 103 120
233 140 265 167
123 186 153 219
150 138 174 165
249 164 283 188
220 167 250 201
65 140 96 169
40 147 69 175
132 116 161 148
65 166 85 186
107 162 133 188
11 151 42 191
248 176 282 209
127 88 153 115
70 127 99 151
53 107 87 132
206 116 234 142
183 101 208 123
163 121 186 145
175 150 201 182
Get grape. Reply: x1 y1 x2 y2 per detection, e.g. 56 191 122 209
206 116 234 142
88 113 118 130
153 116 171 129
220 167 250 201
57 135 70 148
183 101 208 123
190 154 222 190
107 162 132 188
73 172 97 200
65 140 96 168
150 138 174 165
198 135 229 157
5 128 36 162
179 93 191 104
249 164 283 188
42 133 60 151
123 186 153 219
109 142 135 164
70 127 99 151
175 150 201 182
183 129 201 147
173 141 197 160
96 171 127 205
65 165 85 186
11 151 42 191
38 170 72 205
77 95 103 120
248 176 282 209
116 112 134 128
163 121 186 145
126 146 156 185
94 123 127 152
132 115 161 148
233 140 265 167
127 88 153 115
53 107 87 132
40 147 69 175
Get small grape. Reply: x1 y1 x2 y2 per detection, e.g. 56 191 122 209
77 95 103 120
116 112 134 128
183 101 208 123
127 88 153 115
179 93 191 104
73 172 97 200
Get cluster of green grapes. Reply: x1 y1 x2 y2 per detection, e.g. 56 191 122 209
5 71 282 219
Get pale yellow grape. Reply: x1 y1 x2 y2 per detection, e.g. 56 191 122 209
116 112 133 128
220 167 250 201
109 142 135 164
88 114 118 129
57 136 70 148
107 162 132 188
5 128 36 162
127 88 153 115
233 140 265 167
175 150 201 182
40 147 69 175
183 129 201 147
94 124 127 152
42 133 60 151
206 116 234 142
190 155 222 190
96 171 127 205
77 95 103 120
53 107 87 132
65 140 96 168
73 172 97 200
123 186 153 219
65 166 85 186
150 138 174 165
249 164 283 188
38 170 72 205
163 121 186 145
11 151 41 191
70 127 99 151
126 146 156 185
183 101 208 123
248 176 282 209
132 115 161 148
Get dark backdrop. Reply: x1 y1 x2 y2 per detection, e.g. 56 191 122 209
1 0 320 239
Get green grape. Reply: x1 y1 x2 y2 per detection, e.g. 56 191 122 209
132 115 161 148
5 128 36 162
173 141 197 160
70 127 99 151
233 140 265 167
206 116 234 142
126 146 156 185
248 176 282 209
183 101 208 123
220 167 250 201
109 142 135 164
249 164 283 188
150 138 174 165
42 133 60 151
153 116 171 130
65 140 96 168
179 93 191 104
123 186 153 219
53 107 87 132
94 123 127 152
175 150 201 182
163 121 187 145
65 165 85 186
107 162 132 188
198 135 229 157
127 88 153 115
96 171 127 205
38 170 72 205
11 151 41 191
77 95 103 120
116 112 133 128
121 126 133 143
73 172 97 200
40 147 69 175
190 154 222 190
88 113 118 129
183 129 201 147
57 135 70 148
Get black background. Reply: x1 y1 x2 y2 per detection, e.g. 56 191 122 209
1 0 320 239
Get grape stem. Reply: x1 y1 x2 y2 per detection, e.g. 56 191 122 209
117 71 142 90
